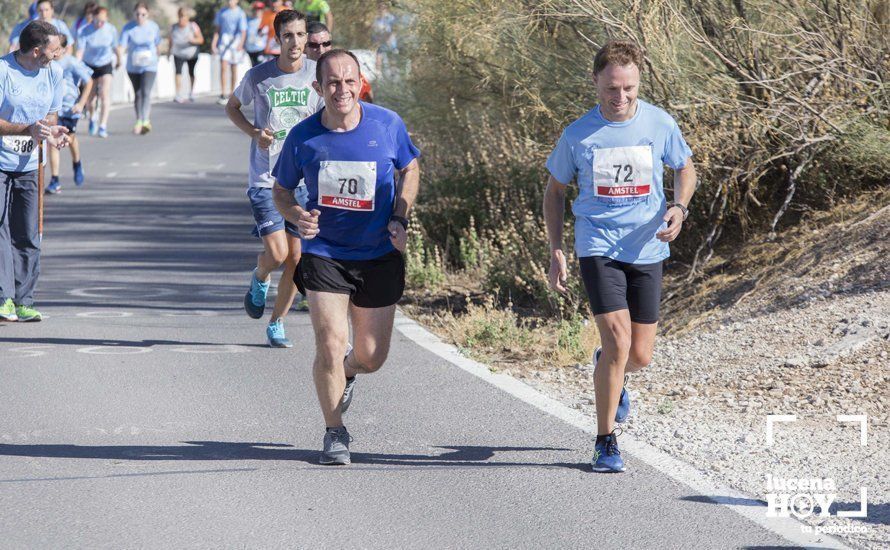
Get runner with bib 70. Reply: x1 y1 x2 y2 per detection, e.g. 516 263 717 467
543 40 697 473
272 49 420 465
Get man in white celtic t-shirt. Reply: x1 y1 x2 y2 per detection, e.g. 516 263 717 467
544 40 697 473
225 9 323 347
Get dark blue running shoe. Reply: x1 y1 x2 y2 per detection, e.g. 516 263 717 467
591 430 625 473
73 161 84 186
244 269 269 319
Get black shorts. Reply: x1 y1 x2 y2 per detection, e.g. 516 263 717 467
579 256 663 324
173 55 198 76
87 63 113 79
295 251 405 309
57 116 78 134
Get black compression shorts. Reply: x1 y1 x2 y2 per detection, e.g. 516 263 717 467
579 256 663 324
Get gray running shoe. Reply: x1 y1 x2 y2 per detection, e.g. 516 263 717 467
320 426 351 465
341 343 356 413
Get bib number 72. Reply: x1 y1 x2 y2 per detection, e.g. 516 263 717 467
592 145 654 199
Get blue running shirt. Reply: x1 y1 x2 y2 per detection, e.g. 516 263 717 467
215 7 247 37
119 20 161 74
546 100 693 264
56 55 92 117
0 52 63 172
273 102 421 260
77 22 118 67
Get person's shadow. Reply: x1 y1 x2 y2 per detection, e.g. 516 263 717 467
0 441 589 470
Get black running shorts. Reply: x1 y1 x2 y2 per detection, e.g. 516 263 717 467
57 116 78 134
578 256 663 324
87 63 113 79
295 250 405 308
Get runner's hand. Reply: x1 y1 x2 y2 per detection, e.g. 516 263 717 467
297 209 320 239
71 103 84 115
388 220 407 252
548 249 568 293
256 128 274 149
28 119 53 141
656 207 684 242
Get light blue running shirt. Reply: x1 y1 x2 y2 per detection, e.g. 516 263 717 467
546 99 692 264
56 55 92 118
119 20 161 74
0 52 63 172
245 16 266 53
77 22 118 67
215 7 247 37
9 18 74 48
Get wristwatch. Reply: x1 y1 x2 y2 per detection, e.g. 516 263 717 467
390 215 409 230
667 202 689 221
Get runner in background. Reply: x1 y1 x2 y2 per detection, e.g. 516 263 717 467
168 7 204 104
46 34 92 194
245 2 268 67
293 0 332 29
76 6 119 138
212 0 248 106
73 1 98 39
118 2 161 135
226 9 322 347
305 22 373 103
9 0 74 54
0 21 68 323
259 0 285 59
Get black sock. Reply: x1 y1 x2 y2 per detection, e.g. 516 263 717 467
345 376 355 382
596 434 614 444
326 425 345 432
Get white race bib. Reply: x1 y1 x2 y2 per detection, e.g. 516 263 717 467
592 145 654 199
132 48 154 67
318 160 377 211
2 136 36 156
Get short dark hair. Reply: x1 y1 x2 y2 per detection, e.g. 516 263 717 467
19 20 59 52
593 40 644 75
36 0 53 8
273 9 306 38
59 33 68 48
316 49 361 83
307 21 328 35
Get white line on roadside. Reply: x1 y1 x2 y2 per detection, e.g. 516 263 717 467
393 311 850 550
106 172 118 178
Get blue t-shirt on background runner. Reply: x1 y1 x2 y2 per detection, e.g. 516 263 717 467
0 52 63 172
245 16 266 53
9 18 74 48
546 99 692 264
119 20 161 73
215 7 247 37
77 22 118 67
56 55 92 118
273 102 421 261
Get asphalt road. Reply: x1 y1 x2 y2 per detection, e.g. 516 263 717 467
0 99 796 548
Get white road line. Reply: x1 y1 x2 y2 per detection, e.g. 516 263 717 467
105 172 118 178
393 312 850 550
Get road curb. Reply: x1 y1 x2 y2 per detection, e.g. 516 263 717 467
394 310 850 550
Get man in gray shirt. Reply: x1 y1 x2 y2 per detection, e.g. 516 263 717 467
225 9 323 347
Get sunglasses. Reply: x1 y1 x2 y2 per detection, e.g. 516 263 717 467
306 41 332 49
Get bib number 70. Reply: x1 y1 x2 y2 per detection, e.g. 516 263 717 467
339 178 358 195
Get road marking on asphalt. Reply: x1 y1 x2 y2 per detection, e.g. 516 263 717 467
393 311 850 550
7 346 54 357
69 286 177 299
169 345 252 354
76 346 152 355
161 310 218 317
106 172 118 178
76 311 134 318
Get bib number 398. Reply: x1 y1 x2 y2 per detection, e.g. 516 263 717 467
592 145 654 199
2 136 36 155
318 160 377 211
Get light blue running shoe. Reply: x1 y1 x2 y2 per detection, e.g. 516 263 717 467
594 347 631 423
266 319 293 348
88 119 97 136
97 126 108 138
591 430 625 473
244 269 269 319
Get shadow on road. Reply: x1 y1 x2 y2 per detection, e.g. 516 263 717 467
0 337 267 348
0 441 590 471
